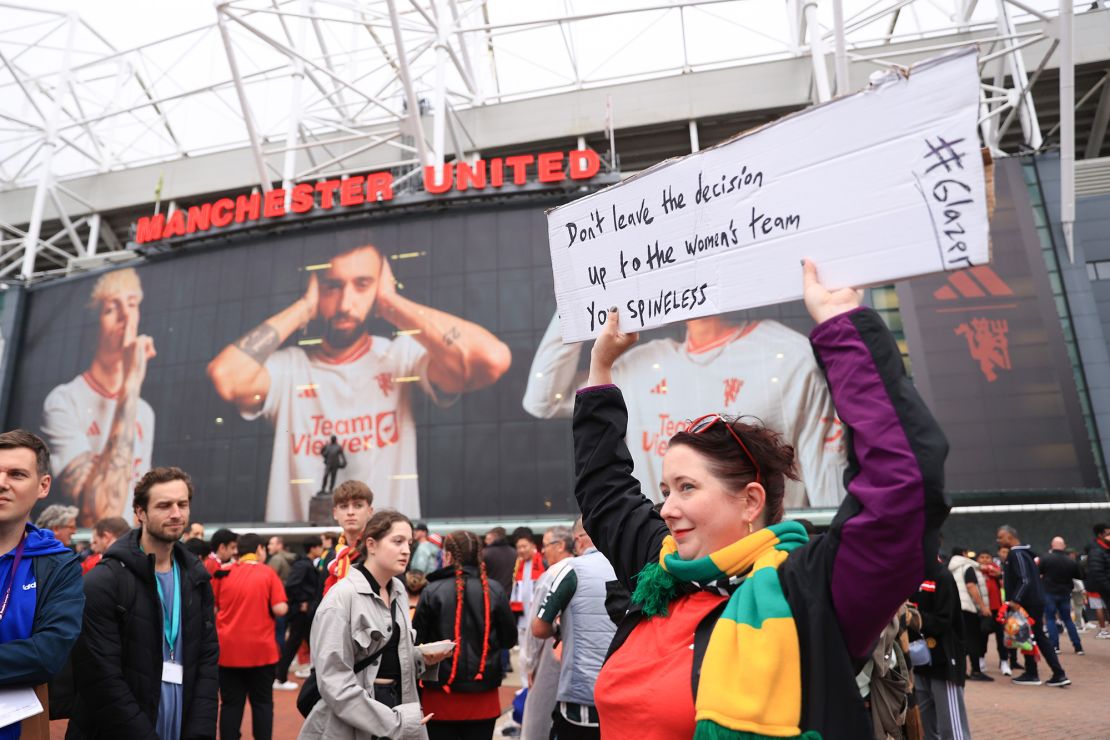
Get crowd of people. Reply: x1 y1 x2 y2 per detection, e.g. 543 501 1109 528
2 264 1107 740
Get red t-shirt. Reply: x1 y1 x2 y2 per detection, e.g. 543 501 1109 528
420 686 501 720
594 590 727 739
212 559 287 667
204 554 222 577
81 553 101 575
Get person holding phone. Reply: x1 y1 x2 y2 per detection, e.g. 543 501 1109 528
412 530 517 740
299 510 452 740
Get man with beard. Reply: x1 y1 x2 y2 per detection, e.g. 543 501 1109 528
42 268 156 526
208 244 511 520
69 466 219 739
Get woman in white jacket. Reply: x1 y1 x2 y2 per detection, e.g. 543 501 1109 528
299 510 453 740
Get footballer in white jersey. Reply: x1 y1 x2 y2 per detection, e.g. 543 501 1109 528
523 313 847 508
209 243 511 522
41 268 156 526
246 334 443 521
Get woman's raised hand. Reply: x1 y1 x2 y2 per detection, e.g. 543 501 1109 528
802 259 863 325
586 306 639 387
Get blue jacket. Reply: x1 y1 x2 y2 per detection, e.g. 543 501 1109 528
0 524 85 687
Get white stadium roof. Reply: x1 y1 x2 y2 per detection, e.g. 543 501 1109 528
0 0 1107 278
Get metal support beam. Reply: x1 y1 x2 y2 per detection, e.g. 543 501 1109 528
688 120 700 153
216 4 273 193
386 0 432 167
831 0 849 95
1059 0 1075 261
1085 72 1110 159
282 0 309 209
804 0 832 103
21 12 75 279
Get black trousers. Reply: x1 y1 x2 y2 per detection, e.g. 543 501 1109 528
1022 613 1066 678
275 607 312 682
427 718 497 739
219 664 274 740
550 712 600 740
322 465 339 493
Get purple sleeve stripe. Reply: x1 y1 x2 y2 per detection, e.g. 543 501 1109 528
576 383 618 395
810 310 926 658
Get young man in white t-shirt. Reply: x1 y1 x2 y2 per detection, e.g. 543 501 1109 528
41 268 156 526
523 312 847 509
208 243 512 521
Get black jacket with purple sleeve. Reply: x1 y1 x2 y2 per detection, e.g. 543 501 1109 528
573 307 950 739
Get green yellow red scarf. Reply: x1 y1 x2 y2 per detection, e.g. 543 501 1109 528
631 520 819 740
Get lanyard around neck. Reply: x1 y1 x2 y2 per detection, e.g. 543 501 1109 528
155 559 181 661
0 532 28 624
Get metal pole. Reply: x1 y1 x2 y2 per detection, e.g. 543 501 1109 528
1059 0 1075 261
688 120 699 152
994 0 1042 149
386 0 432 168
804 0 832 103
431 0 449 184
21 12 75 279
216 4 272 193
283 0 310 209
832 0 849 96
87 213 100 256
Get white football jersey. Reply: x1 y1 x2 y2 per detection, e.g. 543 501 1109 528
523 316 847 508
41 372 156 518
249 334 447 521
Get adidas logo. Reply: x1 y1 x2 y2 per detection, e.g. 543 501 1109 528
297 384 319 399
86 421 101 437
934 266 1013 301
650 379 667 395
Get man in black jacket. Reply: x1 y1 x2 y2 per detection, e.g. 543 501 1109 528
68 467 219 739
274 545 320 689
996 525 1070 687
1039 536 1084 655
910 560 972 740
1086 523 1110 638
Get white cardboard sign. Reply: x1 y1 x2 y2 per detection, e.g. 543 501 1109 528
546 47 989 343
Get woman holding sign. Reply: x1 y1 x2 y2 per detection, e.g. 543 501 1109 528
573 261 949 739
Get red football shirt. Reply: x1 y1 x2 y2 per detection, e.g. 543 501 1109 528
594 590 727 739
212 557 287 667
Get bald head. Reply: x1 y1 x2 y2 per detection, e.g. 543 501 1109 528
1051 536 1066 551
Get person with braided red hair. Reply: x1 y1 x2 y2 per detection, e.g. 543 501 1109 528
413 530 517 740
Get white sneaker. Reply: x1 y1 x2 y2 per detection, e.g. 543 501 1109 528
1000 660 1012 676
294 666 312 678
978 657 987 673
1097 630 1110 639
273 680 299 691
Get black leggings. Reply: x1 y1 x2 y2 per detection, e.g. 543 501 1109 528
426 718 497 739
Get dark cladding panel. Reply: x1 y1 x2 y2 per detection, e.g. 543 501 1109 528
897 157 1099 493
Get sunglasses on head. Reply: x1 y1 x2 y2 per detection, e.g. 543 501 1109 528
688 413 762 485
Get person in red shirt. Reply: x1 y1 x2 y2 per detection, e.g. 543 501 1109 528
205 527 238 576
82 516 129 575
976 549 1011 675
211 532 288 740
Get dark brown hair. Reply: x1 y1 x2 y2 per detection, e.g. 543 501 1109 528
133 466 194 512
0 429 50 476
357 510 413 560
333 479 373 507
93 517 131 538
668 417 799 525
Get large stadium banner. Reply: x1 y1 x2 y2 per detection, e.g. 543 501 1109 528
896 157 1100 491
6 200 851 525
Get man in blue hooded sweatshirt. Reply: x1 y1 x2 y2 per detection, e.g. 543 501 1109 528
0 429 85 738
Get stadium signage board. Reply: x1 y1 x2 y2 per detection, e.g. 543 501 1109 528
133 148 601 245
547 48 990 343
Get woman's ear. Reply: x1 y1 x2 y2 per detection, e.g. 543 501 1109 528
744 482 768 528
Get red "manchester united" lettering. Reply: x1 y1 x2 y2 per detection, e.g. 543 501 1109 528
134 149 600 245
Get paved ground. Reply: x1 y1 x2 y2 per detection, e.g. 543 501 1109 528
49 628 1110 738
